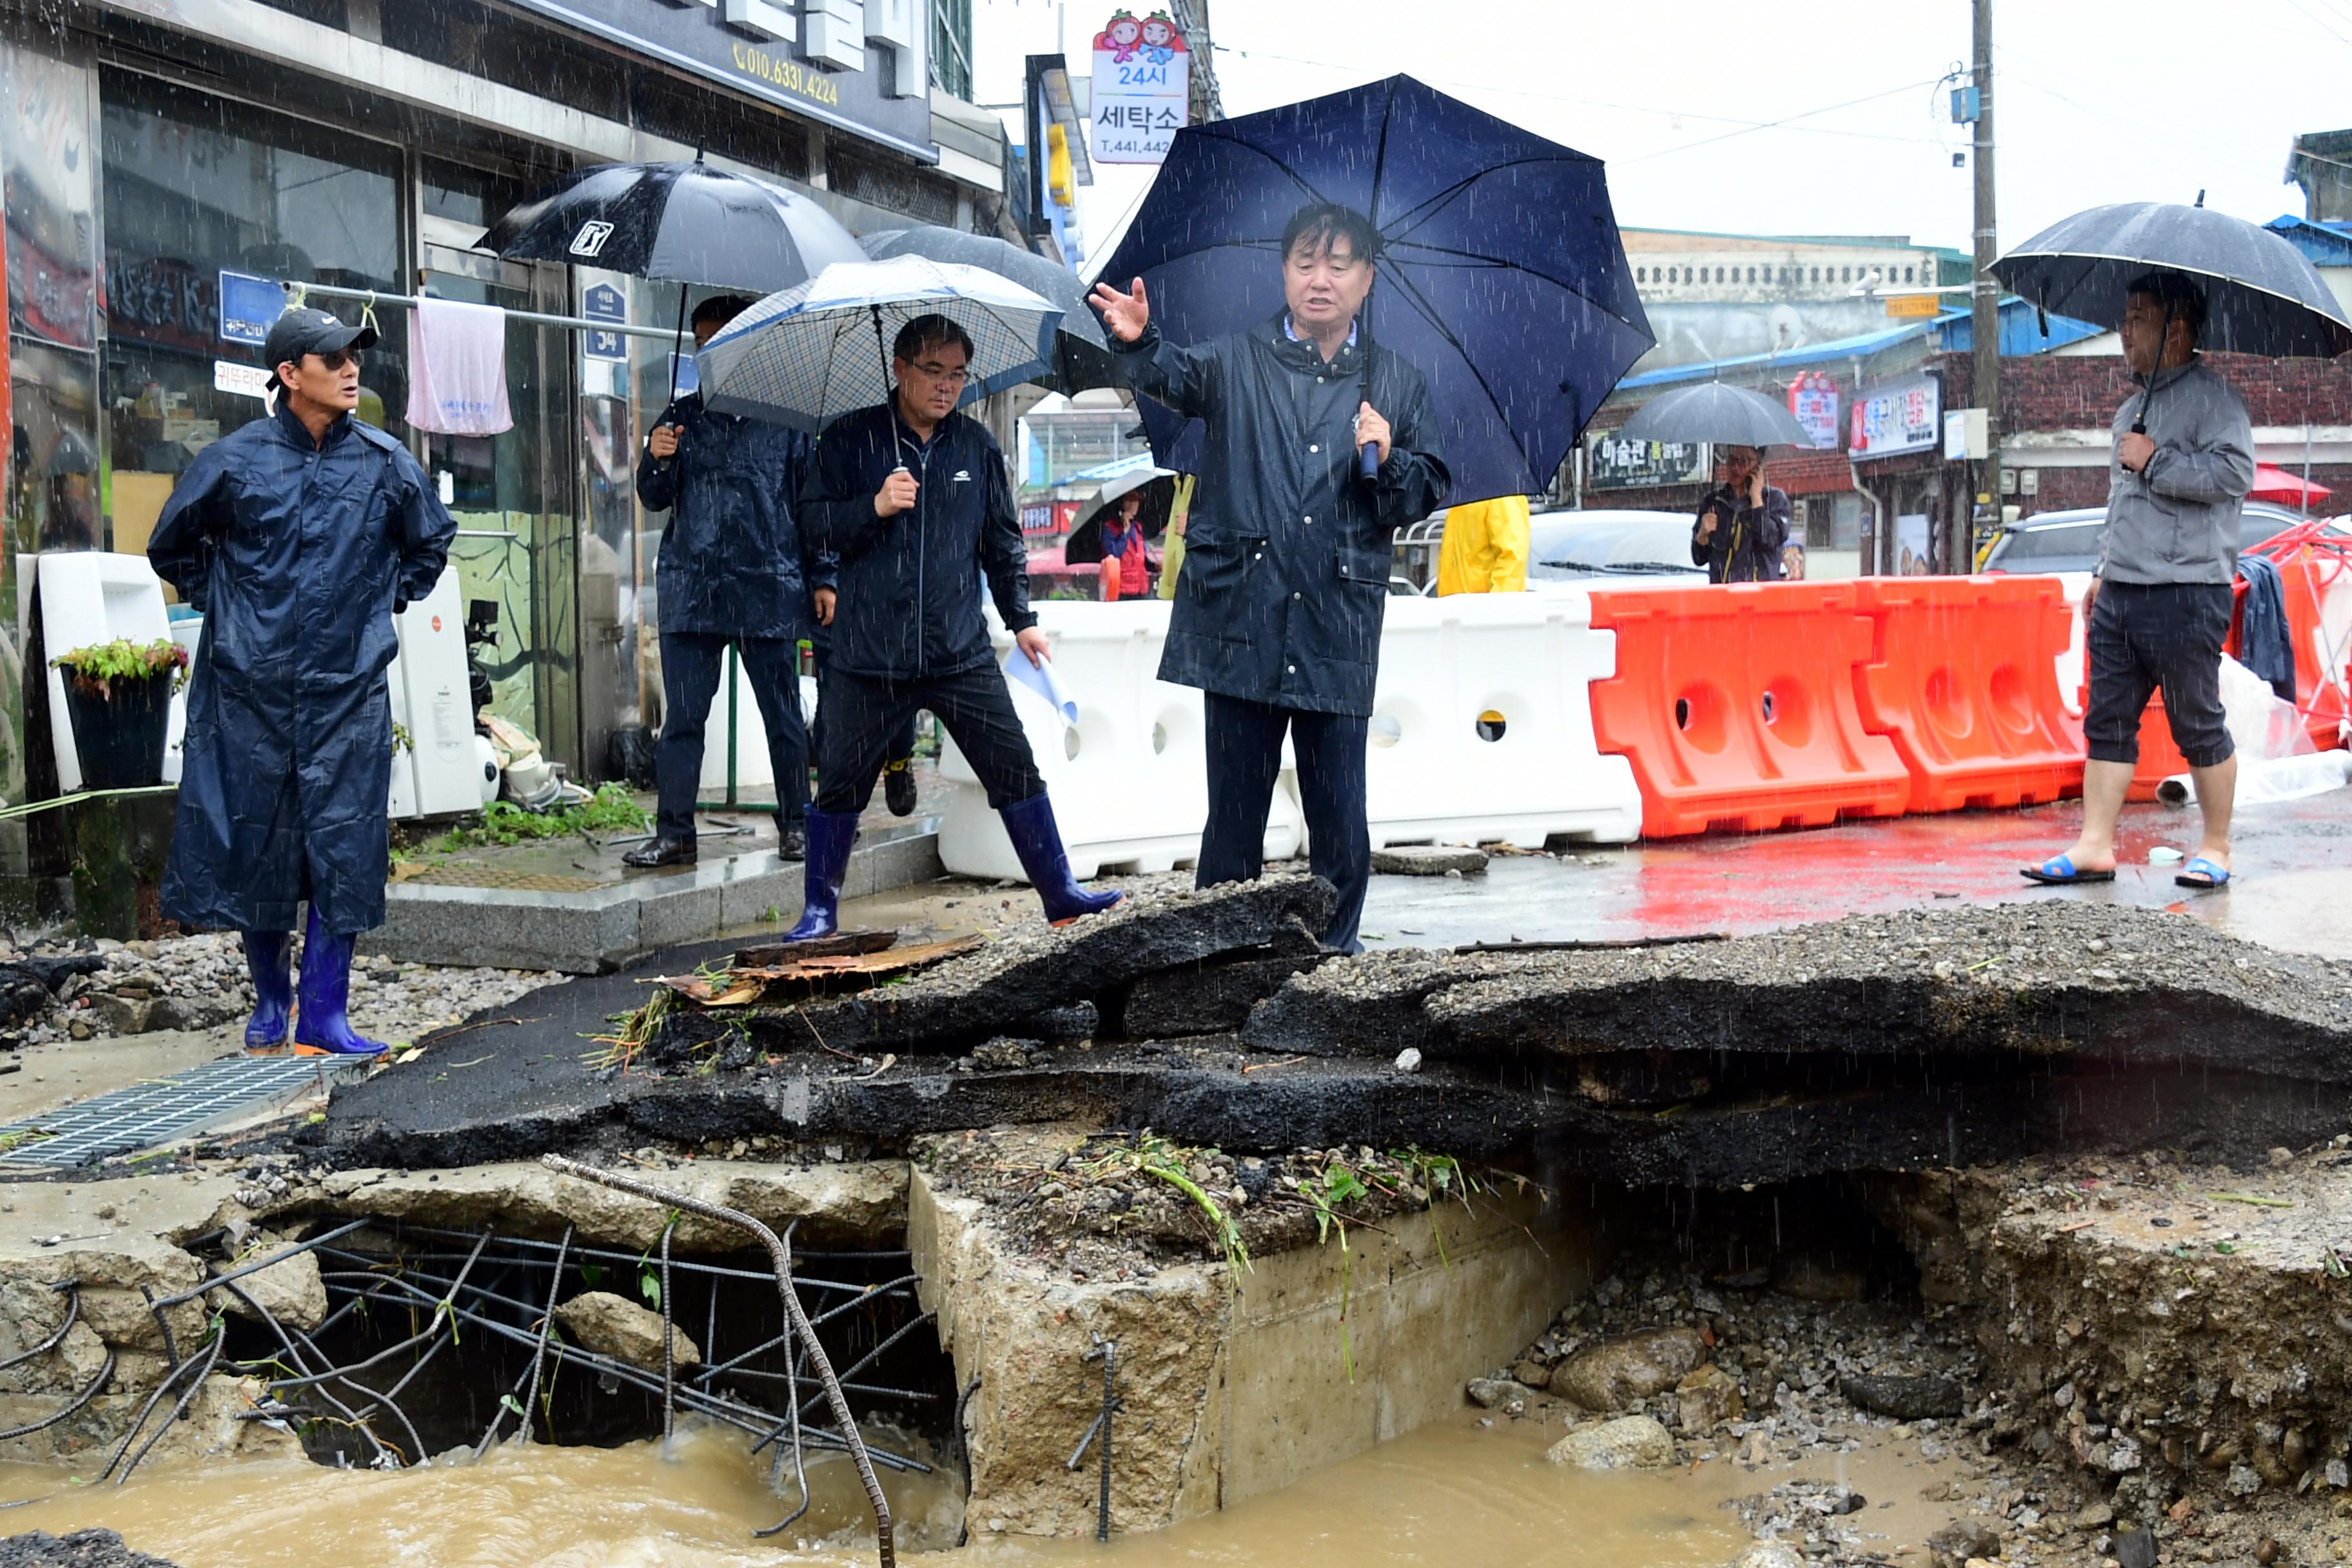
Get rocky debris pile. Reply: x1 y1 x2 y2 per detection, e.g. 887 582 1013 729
0 932 561 1047
0 1531 181 1568
1730 1480 1882 1563
1872 1146 2352 1536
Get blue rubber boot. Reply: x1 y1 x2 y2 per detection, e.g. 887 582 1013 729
240 930 294 1054
778 808 859 942
292 907 388 1057
1000 793 1123 926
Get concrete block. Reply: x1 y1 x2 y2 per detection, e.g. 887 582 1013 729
635 881 722 952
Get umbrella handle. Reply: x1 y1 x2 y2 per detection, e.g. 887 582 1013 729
1358 442 1380 480
2131 302 2173 438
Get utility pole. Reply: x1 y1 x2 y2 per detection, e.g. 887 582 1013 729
1968 0 1999 572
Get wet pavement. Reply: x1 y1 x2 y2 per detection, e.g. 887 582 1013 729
1360 792 2352 959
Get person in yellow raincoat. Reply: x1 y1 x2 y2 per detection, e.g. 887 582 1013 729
1434 493 1529 595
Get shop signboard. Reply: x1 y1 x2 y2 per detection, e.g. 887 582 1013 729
1090 9 1190 164
581 283 627 362
1848 372 1941 459
1585 431 1709 489
498 0 936 161
1787 369 1840 451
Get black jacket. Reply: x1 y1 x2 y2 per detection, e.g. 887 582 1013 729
149 403 455 934
637 393 827 640
1690 483 1792 583
796 402 1033 680
1111 315 1449 717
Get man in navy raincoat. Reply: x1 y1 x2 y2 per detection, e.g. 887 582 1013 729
626 295 826 867
1093 202 1450 952
150 306 455 1055
779 313 1119 939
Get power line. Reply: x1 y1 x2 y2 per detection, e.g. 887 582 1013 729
1616 78 1948 163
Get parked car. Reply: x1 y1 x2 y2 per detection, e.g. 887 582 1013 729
1980 501 2317 575
1525 508 1707 584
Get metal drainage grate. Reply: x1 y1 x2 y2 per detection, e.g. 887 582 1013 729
0 1054 372 1168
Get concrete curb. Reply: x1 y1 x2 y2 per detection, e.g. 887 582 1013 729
360 829 943 974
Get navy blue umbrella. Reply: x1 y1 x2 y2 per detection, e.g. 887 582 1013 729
1093 75 1653 505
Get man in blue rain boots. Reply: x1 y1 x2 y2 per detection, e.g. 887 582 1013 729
787 314 1120 941
150 306 456 1056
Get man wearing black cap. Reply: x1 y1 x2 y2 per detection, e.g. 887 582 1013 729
625 293 827 867
149 306 456 1056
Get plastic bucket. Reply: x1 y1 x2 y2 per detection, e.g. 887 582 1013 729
61 674 172 790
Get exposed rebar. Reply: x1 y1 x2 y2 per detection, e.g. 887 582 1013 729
543 1154 896 1568
116 1327 226 1486
0 1349 112 1442
1067 1337 1119 1542
660 1220 677 1456
0 1284 78 1377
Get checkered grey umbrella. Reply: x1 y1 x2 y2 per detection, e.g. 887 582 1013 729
695 256 1062 433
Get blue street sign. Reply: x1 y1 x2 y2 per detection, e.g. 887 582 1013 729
582 282 628 362
219 271 284 346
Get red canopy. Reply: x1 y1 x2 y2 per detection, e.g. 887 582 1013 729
2249 464 2333 506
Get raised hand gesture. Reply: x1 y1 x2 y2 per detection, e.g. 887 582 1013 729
1090 277 1150 344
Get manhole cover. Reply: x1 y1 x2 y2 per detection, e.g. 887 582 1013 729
0 1055 373 1167
400 865 605 893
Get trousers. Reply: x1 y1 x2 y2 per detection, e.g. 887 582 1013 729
1195 693 1369 953
809 638 913 780
815 664 1043 814
2082 581 2235 769
654 633 809 838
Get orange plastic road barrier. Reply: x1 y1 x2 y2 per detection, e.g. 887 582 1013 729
1851 576 2085 813
1586 582 1910 838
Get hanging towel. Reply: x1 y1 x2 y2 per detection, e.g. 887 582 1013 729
2235 554 2297 701
406 297 513 436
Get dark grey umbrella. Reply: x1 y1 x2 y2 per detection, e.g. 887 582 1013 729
1617 381 1808 448
486 159 864 293
1991 202 2352 359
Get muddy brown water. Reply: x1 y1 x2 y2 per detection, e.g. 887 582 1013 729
0 1415 1968 1568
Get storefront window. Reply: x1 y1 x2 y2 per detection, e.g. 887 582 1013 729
3 41 102 814
98 69 406 562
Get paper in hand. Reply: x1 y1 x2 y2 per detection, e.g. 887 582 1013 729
1004 647 1078 727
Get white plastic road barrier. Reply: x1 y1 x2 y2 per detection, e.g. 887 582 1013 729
936 601 1304 883
689 654 818 798
1365 587 1642 849
20 552 173 794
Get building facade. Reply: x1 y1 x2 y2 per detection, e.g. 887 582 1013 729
0 0 1006 814
1622 228 1963 373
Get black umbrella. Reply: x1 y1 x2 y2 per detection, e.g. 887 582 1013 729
1092 75 1652 504
485 157 865 402
863 226 1118 396
1993 202 2352 434
486 159 865 293
1618 382 1808 449
1063 467 1176 563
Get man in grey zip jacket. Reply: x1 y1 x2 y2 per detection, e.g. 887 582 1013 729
2025 271 2253 893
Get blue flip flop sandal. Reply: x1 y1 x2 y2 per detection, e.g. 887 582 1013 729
2174 856 2231 890
2020 854 2116 885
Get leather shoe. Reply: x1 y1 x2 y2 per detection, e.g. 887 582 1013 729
885 758 917 818
778 821 807 861
622 835 697 868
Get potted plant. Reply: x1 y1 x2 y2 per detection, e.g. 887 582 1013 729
52 638 189 790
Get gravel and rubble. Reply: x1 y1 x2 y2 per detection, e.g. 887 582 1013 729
0 932 562 1050
1466 1166 2352 1568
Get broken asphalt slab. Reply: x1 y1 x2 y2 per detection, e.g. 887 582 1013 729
1247 902 2352 1084
307 891 2352 1184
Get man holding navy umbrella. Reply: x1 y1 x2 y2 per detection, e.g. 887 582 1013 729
1093 202 1450 954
